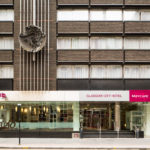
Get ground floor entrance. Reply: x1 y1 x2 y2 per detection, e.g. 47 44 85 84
0 101 148 138
81 103 111 131
80 102 145 138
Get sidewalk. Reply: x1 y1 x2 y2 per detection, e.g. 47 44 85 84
0 138 150 149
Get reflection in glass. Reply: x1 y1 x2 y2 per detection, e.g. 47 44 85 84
0 102 74 132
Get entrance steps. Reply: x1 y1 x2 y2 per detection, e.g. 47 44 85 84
82 130 141 138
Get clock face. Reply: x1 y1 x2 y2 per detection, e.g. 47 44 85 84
19 25 46 53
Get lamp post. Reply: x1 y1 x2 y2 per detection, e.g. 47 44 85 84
18 104 21 145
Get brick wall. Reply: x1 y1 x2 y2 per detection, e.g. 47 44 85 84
125 51 150 62
125 0 150 4
91 0 123 4
125 22 150 33
57 50 89 62
91 22 123 33
0 22 13 34
58 22 89 33
0 51 13 62
58 0 89 5
0 0 13 4
91 50 123 62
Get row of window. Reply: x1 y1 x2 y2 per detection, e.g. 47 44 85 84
57 65 150 79
57 37 150 49
0 9 14 21
1 65 150 79
1 9 150 22
0 65 13 78
58 9 150 21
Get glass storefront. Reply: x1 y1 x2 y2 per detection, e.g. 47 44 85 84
0 102 79 133
80 102 145 132
0 101 150 138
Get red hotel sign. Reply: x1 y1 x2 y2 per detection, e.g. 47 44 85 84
130 90 150 102
0 93 6 99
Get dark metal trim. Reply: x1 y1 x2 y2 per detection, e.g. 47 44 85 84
0 5 13 8
57 32 150 36
125 61 150 64
57 62 90 65
57 4 150 9
57 33 89 36
0 34 13 37
57 5 89 9
57 78 150 80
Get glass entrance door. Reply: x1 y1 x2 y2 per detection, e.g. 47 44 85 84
80 102 115 131
82 108 108 131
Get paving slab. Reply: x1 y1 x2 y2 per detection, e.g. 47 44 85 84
0 138 150 149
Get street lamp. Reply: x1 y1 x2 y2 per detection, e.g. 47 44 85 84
17 104 21 145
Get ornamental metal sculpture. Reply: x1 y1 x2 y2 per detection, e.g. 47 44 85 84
19 25 46 61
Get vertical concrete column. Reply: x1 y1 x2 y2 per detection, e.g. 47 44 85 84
6 110 10 122
115 102 120 131
109 104 112 129
73 102 80 131
144 104 150 137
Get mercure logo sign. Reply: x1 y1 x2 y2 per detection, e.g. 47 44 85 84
0 93 6 100
130 90 150 102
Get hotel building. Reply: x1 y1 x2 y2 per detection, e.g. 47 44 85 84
0 0 150 138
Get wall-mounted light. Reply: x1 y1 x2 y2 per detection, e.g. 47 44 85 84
29 106 32 112
46 107 49 113
24 108 28 113
34 107 36 115
21 108 24 113
15 106 18 112
0 105 4 110
56 106 60 113
43 106 46 112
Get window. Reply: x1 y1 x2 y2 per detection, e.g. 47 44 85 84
57 9 150 21
0 9 14 21
124 65 150 78
124 37 150 49
90 37 122 49
57 9 88 21
90 9 122 21
0 37 14 50
140 38 150 49
57 65 89 78
74 66 89 78
0 65 14 78
57 66 72 78
57 37 89 49
124 9 150 21
140 66 150 78
124 66 140 78
141 10 150 21
124 38 140 49
0 101 75 132
57 38 71 49
124 10 140 21
90 65 122 78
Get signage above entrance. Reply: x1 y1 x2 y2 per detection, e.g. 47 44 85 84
0 91 150 102
0 93 6 100
130 90 150 102
79 91 129 102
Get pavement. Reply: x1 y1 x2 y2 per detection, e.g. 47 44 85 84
0 138 150 149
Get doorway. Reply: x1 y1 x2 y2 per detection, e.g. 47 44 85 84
80 103 115 131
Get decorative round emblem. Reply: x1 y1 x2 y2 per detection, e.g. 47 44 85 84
19 25 46 53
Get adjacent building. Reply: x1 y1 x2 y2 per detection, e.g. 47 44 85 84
0 0 150 138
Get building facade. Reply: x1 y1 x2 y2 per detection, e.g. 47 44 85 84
0 0 150 138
